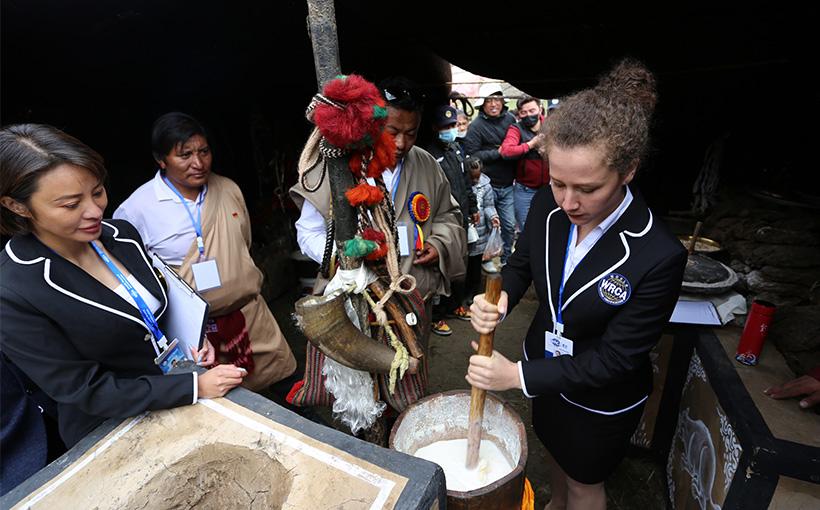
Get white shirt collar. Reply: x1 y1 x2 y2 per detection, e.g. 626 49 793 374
595 184 633 236
564 185 633 282
151 170 207 204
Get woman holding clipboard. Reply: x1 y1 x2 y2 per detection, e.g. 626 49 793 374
468 59 687 509
0 124 247 449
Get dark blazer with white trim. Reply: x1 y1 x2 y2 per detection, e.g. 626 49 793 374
0 220 195 447
502 185 687 414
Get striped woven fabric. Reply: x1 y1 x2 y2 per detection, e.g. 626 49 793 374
289 342 334 407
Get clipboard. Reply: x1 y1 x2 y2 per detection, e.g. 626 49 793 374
669 300 722 326
152 254 210 361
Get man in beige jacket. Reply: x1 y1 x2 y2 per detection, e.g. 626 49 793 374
291 76 467 351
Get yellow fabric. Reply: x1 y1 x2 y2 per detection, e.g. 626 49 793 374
522 477 534 510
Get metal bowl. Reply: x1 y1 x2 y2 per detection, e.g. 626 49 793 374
678 236 723 254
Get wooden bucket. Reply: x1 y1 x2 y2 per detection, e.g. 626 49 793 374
389 390 528 510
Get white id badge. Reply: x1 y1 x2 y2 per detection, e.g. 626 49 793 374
191 258 222 291
156 338 187 373
397 221 411 257
545 331 574 358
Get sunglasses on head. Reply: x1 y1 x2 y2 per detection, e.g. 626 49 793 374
383 87 425 103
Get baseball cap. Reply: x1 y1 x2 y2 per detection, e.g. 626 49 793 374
433 105 459 127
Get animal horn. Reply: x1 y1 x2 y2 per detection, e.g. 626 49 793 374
294 289 419 375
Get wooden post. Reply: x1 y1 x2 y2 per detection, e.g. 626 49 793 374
465 274 503 469
305 0 341 88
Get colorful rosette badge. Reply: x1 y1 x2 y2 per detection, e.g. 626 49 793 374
407 192 430 251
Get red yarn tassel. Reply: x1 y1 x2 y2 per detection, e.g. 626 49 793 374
361 227 386 244
314 75 389 149
365 243 389 260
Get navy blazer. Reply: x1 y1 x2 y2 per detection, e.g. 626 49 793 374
0 220 195 447
503 186 687 414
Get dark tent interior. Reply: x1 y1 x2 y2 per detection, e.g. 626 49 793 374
3 0 816 220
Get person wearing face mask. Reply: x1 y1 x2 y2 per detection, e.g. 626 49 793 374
455 109 470 153
501 95 552 234
425 105 479 332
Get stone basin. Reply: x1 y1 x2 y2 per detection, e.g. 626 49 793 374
1 387 445 510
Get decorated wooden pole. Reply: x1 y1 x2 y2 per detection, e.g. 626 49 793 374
304 3 394 445
306 0 341 89
466 274 503 469
305 1 361 284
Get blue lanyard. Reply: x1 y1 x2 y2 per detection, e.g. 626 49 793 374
90 241 167 348
556 224 586 332
163 176 205 256
390 159 404 204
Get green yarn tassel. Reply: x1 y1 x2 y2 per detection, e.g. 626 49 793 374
343 238 377 257
373 104 388 119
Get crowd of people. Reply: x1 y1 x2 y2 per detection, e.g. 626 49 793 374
2 60 816 509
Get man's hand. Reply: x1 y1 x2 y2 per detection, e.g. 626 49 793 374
413 244 439 266
471 212 481 225
526 133 543 150
764 375 820 409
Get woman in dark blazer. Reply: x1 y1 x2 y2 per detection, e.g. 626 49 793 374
0 124 246 450
468 60 687 509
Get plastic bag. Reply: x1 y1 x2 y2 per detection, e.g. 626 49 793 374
483 226 504 260
466 223 479 244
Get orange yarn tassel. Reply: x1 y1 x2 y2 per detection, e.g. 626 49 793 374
345 182 384 206
366 130 397 177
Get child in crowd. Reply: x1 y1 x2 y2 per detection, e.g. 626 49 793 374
465 157 501 304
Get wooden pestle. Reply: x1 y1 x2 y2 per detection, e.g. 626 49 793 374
688 221 703 254
465 274 503 469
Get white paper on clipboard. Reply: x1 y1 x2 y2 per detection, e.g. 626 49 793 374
152 254 210 361
669 300 722 326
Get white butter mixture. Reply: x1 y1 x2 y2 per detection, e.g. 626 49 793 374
413 438 514 492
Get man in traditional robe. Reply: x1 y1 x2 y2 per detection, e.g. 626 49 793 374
290 76 467 351
114 112 305 403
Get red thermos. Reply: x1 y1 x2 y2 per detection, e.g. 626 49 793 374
735 300 776 366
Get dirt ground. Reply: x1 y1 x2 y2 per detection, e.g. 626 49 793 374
267 279 668 509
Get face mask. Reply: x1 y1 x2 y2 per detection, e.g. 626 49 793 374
456 130 467 139
519 114 539 129
438 127 458 144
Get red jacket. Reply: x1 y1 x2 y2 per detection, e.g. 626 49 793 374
500 121 549 188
